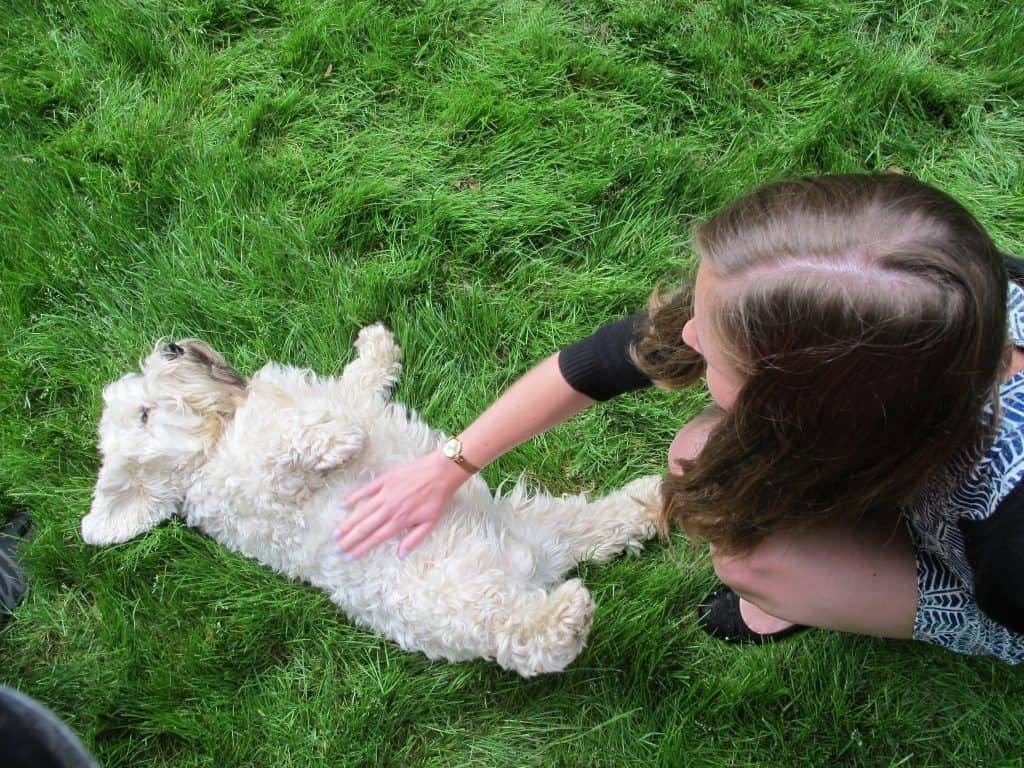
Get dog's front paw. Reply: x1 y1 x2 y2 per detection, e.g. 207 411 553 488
337 324 403 398
284 424 366 476
345 324 402 397
313 426 367 471
355 324 402 366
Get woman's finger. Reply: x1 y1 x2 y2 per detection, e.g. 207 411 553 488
396 522 435 559
343 476 389 507
336 488 387 537
346 515 408 560
338 499 392 543
335 499 392 550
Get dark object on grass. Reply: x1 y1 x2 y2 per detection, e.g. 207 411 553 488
0 686 99 768
0 512 30 621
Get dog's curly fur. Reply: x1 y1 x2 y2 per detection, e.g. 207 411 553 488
82 325 661 676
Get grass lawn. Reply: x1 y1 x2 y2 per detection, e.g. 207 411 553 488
2 0 1023 765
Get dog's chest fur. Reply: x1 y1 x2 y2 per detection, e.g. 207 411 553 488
182 362 498 582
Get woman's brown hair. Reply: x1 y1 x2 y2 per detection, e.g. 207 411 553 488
633 173 1008 554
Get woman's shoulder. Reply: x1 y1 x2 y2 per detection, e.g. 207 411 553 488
958 278 1024 517
952 404 1024 525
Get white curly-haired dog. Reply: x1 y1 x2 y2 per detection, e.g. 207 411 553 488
82 325 661 677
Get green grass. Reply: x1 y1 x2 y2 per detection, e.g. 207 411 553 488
2 0 1023 765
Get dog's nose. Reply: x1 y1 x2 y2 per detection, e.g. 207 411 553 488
163 343 185 360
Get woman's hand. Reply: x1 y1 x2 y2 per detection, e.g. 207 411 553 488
332 451 471 560
332 354 594 560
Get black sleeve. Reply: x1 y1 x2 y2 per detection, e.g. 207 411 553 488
1003 252 1024 286
557 312 653 401
958 482 1024 634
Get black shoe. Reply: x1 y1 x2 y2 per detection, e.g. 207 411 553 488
697 586 808 645
0 512 31 622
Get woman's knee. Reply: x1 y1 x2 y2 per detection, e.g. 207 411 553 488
710 545 772 597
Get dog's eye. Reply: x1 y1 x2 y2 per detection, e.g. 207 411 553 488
163 343 185 360
140 407 150 425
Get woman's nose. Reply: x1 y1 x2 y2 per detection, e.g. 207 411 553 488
682 319 701 354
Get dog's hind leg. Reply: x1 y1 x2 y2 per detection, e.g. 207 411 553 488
489 577 595 677
390 571 596 677
339 324 403 400
498 475 662 578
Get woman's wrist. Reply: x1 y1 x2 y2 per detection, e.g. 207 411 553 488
427 449 479 486
440 436 485 474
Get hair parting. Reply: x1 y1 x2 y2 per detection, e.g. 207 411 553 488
634 173 1008 554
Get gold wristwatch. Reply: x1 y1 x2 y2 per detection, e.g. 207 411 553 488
442 437 482 474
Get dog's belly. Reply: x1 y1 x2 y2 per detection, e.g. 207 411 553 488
210 475 536 593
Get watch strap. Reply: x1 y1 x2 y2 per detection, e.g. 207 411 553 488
443 437 482 474
450 453 482 474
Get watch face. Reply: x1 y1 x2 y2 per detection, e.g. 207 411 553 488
443 438 460 459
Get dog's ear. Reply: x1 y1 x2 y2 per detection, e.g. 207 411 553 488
81 458 179 545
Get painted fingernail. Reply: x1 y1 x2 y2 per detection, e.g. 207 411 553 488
333 545 343 556
339 500 348 509
344 552 354 562
332 530 341 541
398 548 409 560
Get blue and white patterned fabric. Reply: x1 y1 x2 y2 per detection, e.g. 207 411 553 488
904 281 1024 663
